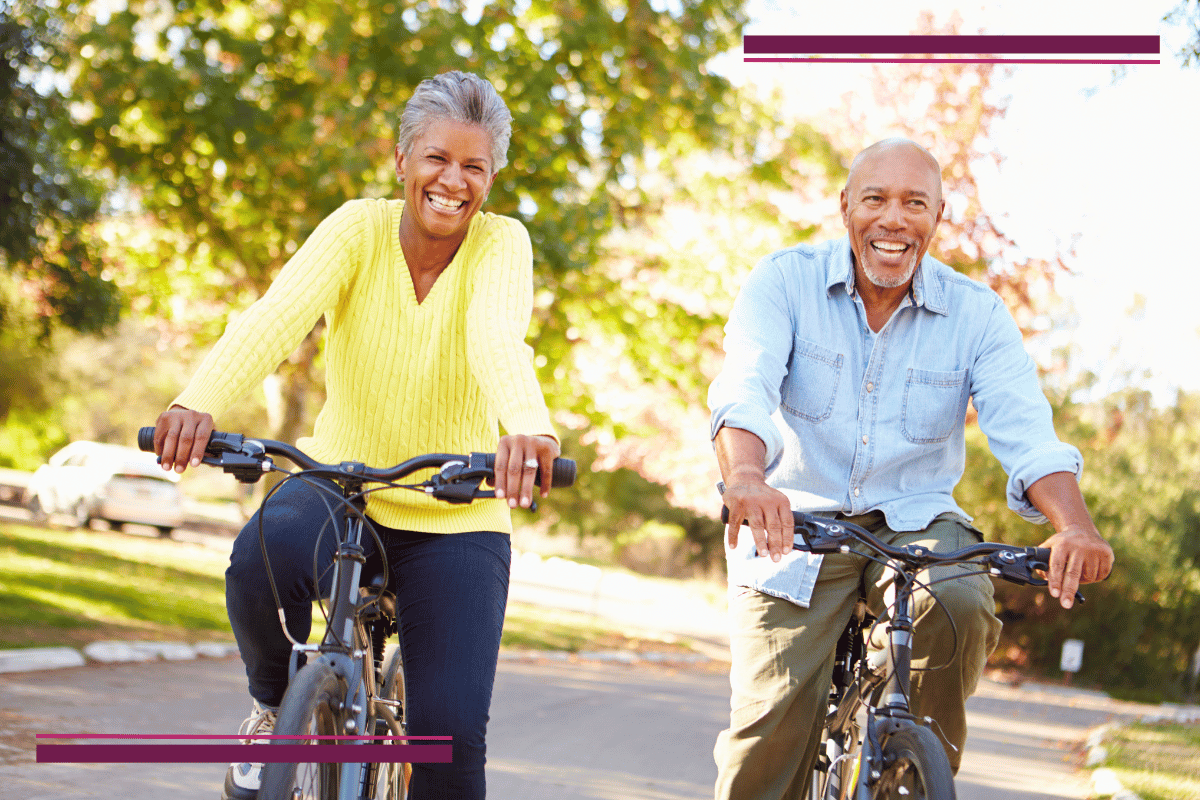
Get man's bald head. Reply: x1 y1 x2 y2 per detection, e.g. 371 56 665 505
846 138 943 205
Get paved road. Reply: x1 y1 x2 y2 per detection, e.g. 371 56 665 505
0 653 1164 800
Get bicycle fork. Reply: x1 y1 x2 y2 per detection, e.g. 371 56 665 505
855 563 921 796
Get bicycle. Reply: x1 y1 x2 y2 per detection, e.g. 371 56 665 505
137 426 575 800
720 503 1083 800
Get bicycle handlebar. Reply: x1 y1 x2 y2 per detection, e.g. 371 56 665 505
137 426 577 490
721 504 1077 599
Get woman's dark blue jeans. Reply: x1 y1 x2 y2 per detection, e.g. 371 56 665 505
225 476 510 800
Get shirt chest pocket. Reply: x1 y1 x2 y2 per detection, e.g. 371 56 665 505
902 367 969 444
781 338 844 423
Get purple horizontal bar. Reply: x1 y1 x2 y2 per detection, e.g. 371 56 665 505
37 733 451 741
36 744 453 764
743 35 1160 55
745 57 1160 65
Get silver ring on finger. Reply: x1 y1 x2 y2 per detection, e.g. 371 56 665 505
523 458 538 470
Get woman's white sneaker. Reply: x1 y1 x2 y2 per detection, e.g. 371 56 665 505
221 699 277 800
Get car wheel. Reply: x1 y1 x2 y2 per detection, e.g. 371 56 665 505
68 499 91 529
105 520 126 532
25 494 49 522
156 526 173 538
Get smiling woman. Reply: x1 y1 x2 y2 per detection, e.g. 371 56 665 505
145 70 563 800
396 118 498 300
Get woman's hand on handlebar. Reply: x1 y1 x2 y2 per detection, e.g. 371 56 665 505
493 434 560 509
154 405 214 474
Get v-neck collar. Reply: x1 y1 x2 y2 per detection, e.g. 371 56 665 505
392 201 470 308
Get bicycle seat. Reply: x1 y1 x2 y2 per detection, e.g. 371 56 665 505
358 571 397 622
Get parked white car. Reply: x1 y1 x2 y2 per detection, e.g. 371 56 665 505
25 441 185 537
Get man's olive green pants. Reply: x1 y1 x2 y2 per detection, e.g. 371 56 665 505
714 512 1003 800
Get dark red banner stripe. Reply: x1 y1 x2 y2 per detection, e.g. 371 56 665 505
36 733 452 741
36 743 453 764
743 35 1160 55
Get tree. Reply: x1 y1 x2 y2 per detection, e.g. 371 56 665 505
62 0 748 446
0 1 119 336
0 1 121 436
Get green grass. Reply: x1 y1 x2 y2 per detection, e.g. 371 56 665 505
0 520 704 660
0 522 233 648
1096 721 1200 800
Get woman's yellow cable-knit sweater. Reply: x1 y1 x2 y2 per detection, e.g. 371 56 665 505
172 198 556 534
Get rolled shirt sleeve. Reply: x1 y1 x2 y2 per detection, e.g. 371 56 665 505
969 301 1083 523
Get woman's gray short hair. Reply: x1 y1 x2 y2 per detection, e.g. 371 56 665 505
397 71 512 173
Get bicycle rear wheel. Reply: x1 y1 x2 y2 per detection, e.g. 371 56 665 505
259 662 348 800
367 644 410 799
872 723 956 800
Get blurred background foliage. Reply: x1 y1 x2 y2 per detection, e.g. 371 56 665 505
2 0 1198 700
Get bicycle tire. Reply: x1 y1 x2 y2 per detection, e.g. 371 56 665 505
259 662 348 800
871 723 956 800
365 644 410 800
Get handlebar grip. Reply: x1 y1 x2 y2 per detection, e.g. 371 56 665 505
482 454 577 488
551 458 576 488
137 426 156 452
1028 547 1052 567
137 426 245 455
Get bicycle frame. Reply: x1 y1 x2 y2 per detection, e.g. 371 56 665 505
279 476 403 799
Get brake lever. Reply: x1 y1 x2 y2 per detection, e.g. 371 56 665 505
718 502 850 555
795 518 854 554
988 550 1085 604
424 458 492 505
989 550 1049 586
203 448 272 484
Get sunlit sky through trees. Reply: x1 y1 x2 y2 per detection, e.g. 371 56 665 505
718 0 1198 405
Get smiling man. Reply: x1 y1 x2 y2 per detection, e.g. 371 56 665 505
706 138 1113 800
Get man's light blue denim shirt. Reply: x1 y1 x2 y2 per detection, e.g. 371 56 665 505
708 237 1083 606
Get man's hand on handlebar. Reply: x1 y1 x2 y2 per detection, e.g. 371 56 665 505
1025 471 1113 610
154 405 214 474
1039 523 1113 610
713 427 790 562
493 434 560 509
722 476 793 563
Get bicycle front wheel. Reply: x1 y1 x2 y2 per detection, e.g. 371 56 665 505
259 662 348 800
872 723 956 800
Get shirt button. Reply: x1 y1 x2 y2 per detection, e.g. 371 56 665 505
866 382 874 392
862 435 869 445
853 487 861 497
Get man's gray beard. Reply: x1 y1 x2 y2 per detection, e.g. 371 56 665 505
859 245 918 289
